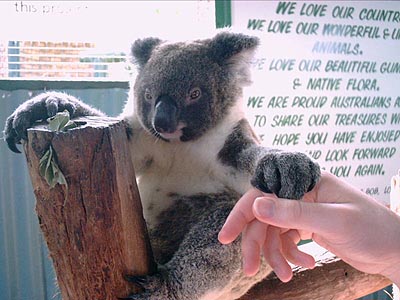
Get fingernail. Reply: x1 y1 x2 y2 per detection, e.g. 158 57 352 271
254 198 275 219
218 230 228 244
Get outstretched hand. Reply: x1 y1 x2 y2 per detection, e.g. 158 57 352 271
218 188 315 282
218 171 400 285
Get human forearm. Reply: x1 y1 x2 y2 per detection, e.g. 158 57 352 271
388 272 400 287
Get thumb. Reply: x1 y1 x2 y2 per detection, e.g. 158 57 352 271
253 196 340 236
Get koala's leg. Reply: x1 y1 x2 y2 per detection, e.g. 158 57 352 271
128 201 271 300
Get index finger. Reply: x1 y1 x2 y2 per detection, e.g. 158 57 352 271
218 187 264 244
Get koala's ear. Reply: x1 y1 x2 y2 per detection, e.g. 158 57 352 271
208 32 259 64
130 37 162 68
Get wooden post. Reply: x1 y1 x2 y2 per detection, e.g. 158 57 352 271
23 117 156 300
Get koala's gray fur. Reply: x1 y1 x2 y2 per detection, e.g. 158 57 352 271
4 31 320 300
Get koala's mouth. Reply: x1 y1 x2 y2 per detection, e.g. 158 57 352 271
154 122 186 141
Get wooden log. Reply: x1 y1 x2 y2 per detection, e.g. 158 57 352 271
241 243 392 300
23 117 156 300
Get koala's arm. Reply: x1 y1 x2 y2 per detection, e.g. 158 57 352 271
219 119 320 200
4 92 105 153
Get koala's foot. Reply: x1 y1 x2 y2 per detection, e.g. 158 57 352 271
4 92 104 153
251 151 320 200
121 268 178 300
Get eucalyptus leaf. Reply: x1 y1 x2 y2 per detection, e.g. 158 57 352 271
39 147 52 178
45 159 56 188
49 160 67 188
40 110 74 190
39 145 68 189
63 120 78 131
47 110 77 132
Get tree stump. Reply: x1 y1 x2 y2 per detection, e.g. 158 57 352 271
23 117 156 300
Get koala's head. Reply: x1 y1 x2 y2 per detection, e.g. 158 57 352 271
130 32 259 142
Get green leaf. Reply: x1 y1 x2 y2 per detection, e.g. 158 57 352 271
48 160 67 188
39 146 68 189
39 147 52 178
40 111 73 190
62 120 78 131
47 110 77 132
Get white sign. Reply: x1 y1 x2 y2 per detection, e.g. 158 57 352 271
233 1 400 204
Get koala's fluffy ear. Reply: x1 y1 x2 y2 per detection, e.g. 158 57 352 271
131 37 162 68
209 32 259 86
208 32 259 64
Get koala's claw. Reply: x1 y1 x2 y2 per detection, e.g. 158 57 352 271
118 293 153 300
117 294 142 300
3 92 104 153
5 134 21 153
122 270 176 300
124 273 163 292
125 274 147 285
119 275 153 300
3 92 70 153
4 115 21 153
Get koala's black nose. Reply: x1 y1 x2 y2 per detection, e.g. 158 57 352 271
153 95 178 133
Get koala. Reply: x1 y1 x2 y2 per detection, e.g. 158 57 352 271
4 32 320 300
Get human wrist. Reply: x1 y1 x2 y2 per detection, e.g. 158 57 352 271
388 271 400 287
386 248 400 286
382 213 400 286
384 264 400 286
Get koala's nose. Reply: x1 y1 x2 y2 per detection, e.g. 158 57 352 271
153 96 178 133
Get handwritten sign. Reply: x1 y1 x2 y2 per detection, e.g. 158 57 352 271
232 1 400 204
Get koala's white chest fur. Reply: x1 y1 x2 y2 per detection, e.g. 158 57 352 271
126 105 250 228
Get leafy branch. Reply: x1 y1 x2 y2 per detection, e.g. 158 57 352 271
39 110 77 189
39 145 67 188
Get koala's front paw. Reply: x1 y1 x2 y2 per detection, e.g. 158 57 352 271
123 269 177 300
251 151 320 200
4 92 79 153
4 92 103 153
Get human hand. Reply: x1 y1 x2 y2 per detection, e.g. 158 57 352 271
218 171 400 285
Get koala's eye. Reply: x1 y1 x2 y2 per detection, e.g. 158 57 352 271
189 88 201 101
144 89 153 101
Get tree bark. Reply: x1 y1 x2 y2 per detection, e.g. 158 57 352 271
24 117 156 300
